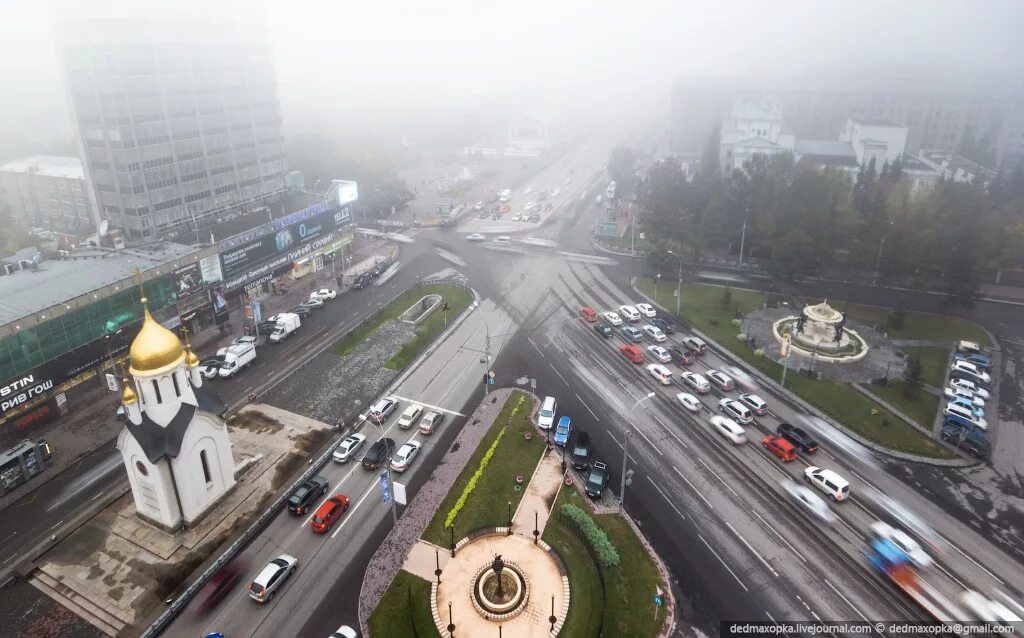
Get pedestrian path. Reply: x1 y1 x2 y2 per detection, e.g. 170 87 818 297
512 450 565 536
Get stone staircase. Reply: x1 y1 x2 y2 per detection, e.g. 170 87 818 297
30 569 128 637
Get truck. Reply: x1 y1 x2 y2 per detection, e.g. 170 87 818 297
865 536 960 621
218 343 256 378
269 312 301 343
940 420 990 458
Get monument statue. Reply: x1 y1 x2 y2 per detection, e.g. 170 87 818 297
493 554 505 598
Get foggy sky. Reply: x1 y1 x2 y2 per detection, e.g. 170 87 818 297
1 0 1022 151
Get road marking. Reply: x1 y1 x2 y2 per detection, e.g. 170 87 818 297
47 520 64 532
698 458 738 497
330 478 383 539
673 466 713 508
751 510 805 563
606 432 637 464
528 337 545 358
651 414 688 449
764 612 792 638
243 386 254 395
824 578 873 625
811 611 822 621
575 394 599 421
548 363 568 385
632 426 663 455
725 521 778 577
935 532 1004 584
645 476 686 520
698 533 748 592
390 397 466 417
1 554 16 566
0 531 15 545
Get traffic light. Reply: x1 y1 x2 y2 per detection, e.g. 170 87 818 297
625 469 635 487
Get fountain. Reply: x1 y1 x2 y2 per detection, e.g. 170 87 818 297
772 300 869 362
471 554 530 620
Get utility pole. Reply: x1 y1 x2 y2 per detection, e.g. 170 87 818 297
780 335 793 388
872 235 886 287
619 392 655 514
738 220 747 265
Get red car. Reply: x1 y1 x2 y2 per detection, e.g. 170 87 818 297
620 344 644 364
579 307 598 322
311 495 351 533
196 557 249 613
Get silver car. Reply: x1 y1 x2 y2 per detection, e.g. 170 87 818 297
332 433 366 463
249 554 298 603
780 479 836 525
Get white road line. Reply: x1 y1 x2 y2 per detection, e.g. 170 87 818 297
390 396 466 417
936 533 1004 584
811 611 822 621
47 519 64 532
576 394 599 421
698 458 738 497
848 470 878 491
824 578 873 624
528 337 545 358
330 478 384 539
645 476 686 521
698 534 748 592
652 415 688 449
300 460 368 528
1 554 16 566
764 610 792 638
243 386 254 395
751 510 805 563
632 426 663 455
549 363 568 385
593 357 614 376
673 466 713 508
725 521 778 578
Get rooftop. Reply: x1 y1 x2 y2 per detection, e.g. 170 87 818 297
0 242 200 327
0 155 84 180
794 139 857 165
851 118 903 128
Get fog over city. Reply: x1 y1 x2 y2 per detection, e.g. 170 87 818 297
1 0 1022 155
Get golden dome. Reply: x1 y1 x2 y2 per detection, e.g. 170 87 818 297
121 381 138 405
128 300 185 375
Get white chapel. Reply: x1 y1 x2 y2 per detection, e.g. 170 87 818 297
116 295 235 532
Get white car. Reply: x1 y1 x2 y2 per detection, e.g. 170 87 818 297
332 433 367 463
330 626 359 638
960 590 1023 624
780 479 837 525
706 369 735 391
617 305 641 322
804 466 850 502
948 377 989 399
739 393 768 416
943 403 987 430
466 233 487 242
511 213 522 222
951 360 990 384
300 297 324 310
647 363 673 385
642 324 667 343
675 392 701 413
310 288 337 301
869 521 933 568
391 440 422 473
232 335 258 347
718 398 753 425
680 371 710 394
646 345 672 363
943 386 985 407
249 554 298 603
474 201 484 210
709 415 746 444
602 311 623 326
396 404 423 429
369 395 400 421
198 359 223 379
636 303 656 318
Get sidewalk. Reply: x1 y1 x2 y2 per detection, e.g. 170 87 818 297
511 451 565 536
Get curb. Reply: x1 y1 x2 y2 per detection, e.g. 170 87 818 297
851 384 934 437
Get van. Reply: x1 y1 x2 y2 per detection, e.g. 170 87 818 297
538 396 557 430
269 312 301 343
218 343 256 377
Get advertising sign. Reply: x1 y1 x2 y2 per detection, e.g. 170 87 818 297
199 254 223 283
379 471 390 503
212 287 229 324
595 221 618 238
173 262 204 300
219 209 344 279
332 180 359 206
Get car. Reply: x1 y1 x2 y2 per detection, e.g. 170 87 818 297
311 495 350 533
709 415 746 444
594 322 613 338
776 423 819 453
571 431 591 470
554 416 572 446
199 358 223 379
647 363 673 384
528 214 541 223
197 557 248 613
739 393 768 416
257 320 279 334
621 325 643 342
585 461 610 498
287 476 329 515
620 344 644 364
493 236 512 245
466 233 487 241
232 335 258 347
960 590 1023 624
617 305 641 322
680 371 710 394
950 368 991 391
780 479 837 525
419 410 445 434
682 336 707 354
511 213 522 222
869 521 933 568
950 360 991 384
396 404 424 429
636 303 656 318
299 298 324 311
948 396 984 419
579 307 598 322
943 403 987 430
651 317 676 334
290 305 312 318
718 398 753 424
957 340 983 356
474 201 484 210
762 434 797 462
249 554 298 603
332 433 367 463
645 345 671 364
362 437 396 470
943 386 985 407
669 346 695 366
310 288 337 301
706 369 735 391
538 396 558 429
941 421 991 458
953 352 993 370
369 395 400 421
390 441 422 473
642 324 667 343
804 466 850 502
675 392 701 412
353 273 372 289
602 311 623 326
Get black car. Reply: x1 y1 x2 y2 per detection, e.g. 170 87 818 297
668 346 695 366
594 322 613 338
776 423 819 453
287 475 329 515
571 432 591 470
651 317 676 334
291 306 313 318
585 461 609 498
362 437 396 470
353 273 372 289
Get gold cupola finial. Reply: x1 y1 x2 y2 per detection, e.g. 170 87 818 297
121 379 138 405
181 325 200 368
127 272 185 376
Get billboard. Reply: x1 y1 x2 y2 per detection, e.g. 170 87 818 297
218 208 343 279
173 263 204 300
333 180 359 206
199 254 223 283
211 287 229 324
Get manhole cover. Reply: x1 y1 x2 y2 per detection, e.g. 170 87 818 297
516 376 529 385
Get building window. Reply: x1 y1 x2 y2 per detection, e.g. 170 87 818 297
200 450 212 484
152 380 162 403
171 372 181 397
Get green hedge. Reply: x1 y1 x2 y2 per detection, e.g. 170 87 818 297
559 503 620 567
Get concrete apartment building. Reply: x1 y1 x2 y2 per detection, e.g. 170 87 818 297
671 74 1024 170
53 1 289 242
0 155 98 234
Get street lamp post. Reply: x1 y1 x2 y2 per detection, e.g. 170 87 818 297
105 329 125 384
872 220 894 287
667 250 684 319
619 392 656 514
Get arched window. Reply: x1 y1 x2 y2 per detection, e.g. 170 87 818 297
200 450 212 484
171 372 181 397
152 380 162 403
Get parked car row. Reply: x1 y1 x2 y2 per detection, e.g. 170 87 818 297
940 340 995 458
537 394 609 498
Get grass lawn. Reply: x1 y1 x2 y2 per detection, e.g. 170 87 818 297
422 391 544 545
544 487 666 638
908 346 953 389
385 286 473 370
367 570 439 638
842 303 990 347
871 382 941 430
330 284 469 357
635 280 954 459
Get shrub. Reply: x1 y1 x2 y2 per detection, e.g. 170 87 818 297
736 333 747 341
731 318 742 326
888 307 906 331
445 426 506 528
559 503 620 567
720 286 732 310
754 348 765 357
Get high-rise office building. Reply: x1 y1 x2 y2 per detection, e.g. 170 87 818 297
54 1 289 241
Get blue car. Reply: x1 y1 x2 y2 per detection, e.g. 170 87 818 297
554 416 572 447
954 352 993 370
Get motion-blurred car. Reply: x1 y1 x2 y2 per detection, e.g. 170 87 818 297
709 415 746 444
197 557 249 613
869 521 933 568
780 479 836 525
466 233 487 242
675 392 701 412
706 369 735 391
